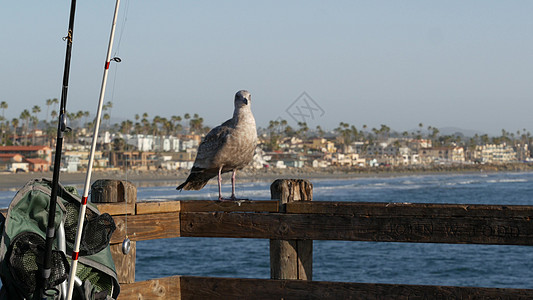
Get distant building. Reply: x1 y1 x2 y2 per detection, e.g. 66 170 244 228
0 153 27 172
419 147 465 164
515 143 530 162
0 145 53 164
25 158 50 172
64 150 108 170
399 147 419 165
471 144 516 163
109 151 157 170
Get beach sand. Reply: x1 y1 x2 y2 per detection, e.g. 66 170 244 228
1 163 532 191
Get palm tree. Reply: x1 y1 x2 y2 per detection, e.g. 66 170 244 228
11 118 19 145
335 122 352 150
351 125 359 141
103 113 111 130
171 115 182 135
31 116 39 145
417 122 424 138
296 122 309 139
31 105 41 142
152 115 162 136
183 113 191 133
20 109 31 145
0 101 7 145
0 101 7 119
189 115 204 134
81 111 89 129
429 127 440 143
45 98 58 124
315 125 325 137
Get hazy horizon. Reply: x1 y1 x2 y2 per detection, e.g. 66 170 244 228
1 1 532 137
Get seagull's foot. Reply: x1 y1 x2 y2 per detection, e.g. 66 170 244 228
217 196 248 206
217 197 234 202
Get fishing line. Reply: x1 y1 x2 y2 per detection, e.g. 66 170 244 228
122 152 131 255
109 0 129 106
108 0 132 255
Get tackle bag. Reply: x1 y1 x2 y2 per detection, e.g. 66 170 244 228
0 178 120 299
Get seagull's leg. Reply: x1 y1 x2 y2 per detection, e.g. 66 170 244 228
218 166 223 201
229 170 248 201
217 166 234 202
231 170 237 199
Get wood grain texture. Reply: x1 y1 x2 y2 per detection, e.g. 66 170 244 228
91 179 136 204
110 242 136 284
270 179 313 280
179 211 533 245
287 201 533 218
119 275 180 300
111 212 180 244
136 201 181 215
95 202 135 216
180 200 279 213
118 276 533 300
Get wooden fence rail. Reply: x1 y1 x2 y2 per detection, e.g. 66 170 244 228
3 178 533 299
86 178 533 299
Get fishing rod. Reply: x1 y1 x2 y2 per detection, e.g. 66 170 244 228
65 0 122 299
42 0 77 298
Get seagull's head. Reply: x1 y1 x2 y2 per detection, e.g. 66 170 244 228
234 90 251 109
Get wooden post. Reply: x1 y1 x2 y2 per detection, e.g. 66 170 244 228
91 179 137 284
270 179 313 280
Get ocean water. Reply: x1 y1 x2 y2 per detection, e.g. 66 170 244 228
1 171 533 288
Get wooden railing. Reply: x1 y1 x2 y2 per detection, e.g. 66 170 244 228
2 179 531 299
88 178 533 299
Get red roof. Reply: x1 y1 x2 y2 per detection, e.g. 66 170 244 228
0 153 22 158
0 146 51 152
24 158 49 164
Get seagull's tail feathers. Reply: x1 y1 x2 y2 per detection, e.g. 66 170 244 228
177 167 217 191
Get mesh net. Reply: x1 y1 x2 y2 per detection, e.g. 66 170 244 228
64 202 116 256
8 232 68 296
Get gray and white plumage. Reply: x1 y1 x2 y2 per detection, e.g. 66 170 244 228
177 90 257 196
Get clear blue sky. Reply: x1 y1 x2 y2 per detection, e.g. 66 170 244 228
1 1 532 136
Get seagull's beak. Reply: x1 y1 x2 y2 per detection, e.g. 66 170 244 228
243 99 248 105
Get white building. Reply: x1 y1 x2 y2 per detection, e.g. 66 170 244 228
180 139 199 152
125 134 154 151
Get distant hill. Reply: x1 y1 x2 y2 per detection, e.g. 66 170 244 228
406 127 492 137
437 127 491 137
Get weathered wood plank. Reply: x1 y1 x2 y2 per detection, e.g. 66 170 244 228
270 179 313 280
180 211 533 245
119 275 180 300
110 242 136 284
118 276 533 300
95 202 135 216
179 200 279 213
91 179 136 204
136 200 181 215
111 212 180 244
287 201 533 218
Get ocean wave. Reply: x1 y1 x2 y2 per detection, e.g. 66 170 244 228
487 179 528 184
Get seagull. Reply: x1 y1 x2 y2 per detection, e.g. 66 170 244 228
177 90 257 200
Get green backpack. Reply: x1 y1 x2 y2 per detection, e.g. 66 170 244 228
0 178 120 300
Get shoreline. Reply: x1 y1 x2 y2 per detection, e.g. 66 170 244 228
1 163 532 191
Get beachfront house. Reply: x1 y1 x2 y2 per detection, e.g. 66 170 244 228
0 153 28 172
0 145 53 165
419 146 465 164
470 144 517 164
